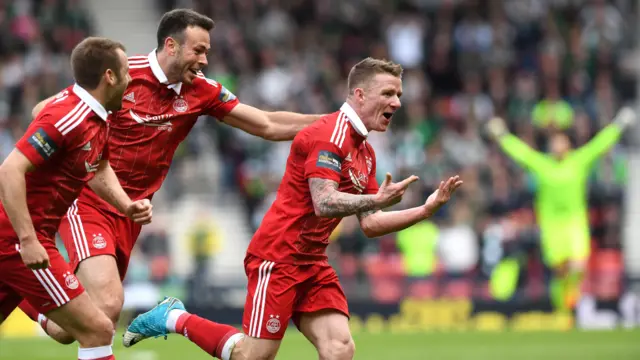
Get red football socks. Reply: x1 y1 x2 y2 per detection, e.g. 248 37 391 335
175 313 242 359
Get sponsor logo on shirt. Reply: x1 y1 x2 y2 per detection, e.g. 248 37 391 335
316 150 342 173
28 128 58 159
129 109 174 131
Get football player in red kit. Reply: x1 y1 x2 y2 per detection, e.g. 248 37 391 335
17 8 322 348
124 58 462 360
0 37 152 360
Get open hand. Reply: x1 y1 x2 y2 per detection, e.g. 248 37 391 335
486 117 508 139
613 107 637 129
375 173 419 208
125 199 153 224
424 175 463 215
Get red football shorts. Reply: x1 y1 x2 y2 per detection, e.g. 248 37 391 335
59 199 142 280
242 254 349 340
0 241 84 317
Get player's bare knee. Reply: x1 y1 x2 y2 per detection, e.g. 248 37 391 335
76 314 114 347
97 293 124 324
318 337 355 360
55 333 76 345
233 337 279 360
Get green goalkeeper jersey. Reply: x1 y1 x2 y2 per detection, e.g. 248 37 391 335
498 124 623 229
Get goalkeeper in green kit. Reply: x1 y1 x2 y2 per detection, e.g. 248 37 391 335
485 107 636 312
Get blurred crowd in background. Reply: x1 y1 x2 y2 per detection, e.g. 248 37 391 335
0 0 636 305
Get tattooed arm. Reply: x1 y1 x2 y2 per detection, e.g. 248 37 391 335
309 178 380 218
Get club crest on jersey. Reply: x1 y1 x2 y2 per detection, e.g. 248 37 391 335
92 233 106 249
366 156 372 174
173 97 188 113
85 153 102 173
349 169 367 193
63 271 79 290
266 315 281 334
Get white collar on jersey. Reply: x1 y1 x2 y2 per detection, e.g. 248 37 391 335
148 49 183 95
72 84 108 121
340 102 368 138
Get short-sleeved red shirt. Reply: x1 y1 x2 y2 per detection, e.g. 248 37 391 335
247 103 378 264
78 50 239 214
0 84 110 247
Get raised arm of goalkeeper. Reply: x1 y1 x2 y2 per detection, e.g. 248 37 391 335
485 117 551 174
572 107 636 165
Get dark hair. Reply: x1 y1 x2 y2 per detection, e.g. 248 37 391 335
347 57 403 94
156 9 215 50
70 37 126 90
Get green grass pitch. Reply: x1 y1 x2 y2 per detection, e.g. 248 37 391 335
1 329 639 360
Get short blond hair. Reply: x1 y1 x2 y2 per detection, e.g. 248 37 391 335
347 57 403 94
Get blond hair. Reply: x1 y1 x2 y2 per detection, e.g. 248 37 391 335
347 57 403 94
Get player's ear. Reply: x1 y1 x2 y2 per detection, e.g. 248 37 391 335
104 69 117 86
165 37 178 56
354 88 365 103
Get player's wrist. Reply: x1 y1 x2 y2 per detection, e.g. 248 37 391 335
421 203 439 219
19 233 39 245
122 200 135 216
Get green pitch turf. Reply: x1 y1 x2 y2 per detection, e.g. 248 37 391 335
1 330 639 359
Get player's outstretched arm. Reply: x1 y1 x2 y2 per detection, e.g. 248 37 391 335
357 176 463 238
309 173 418 218
486 117 549 173
89 161 153 224
573 107 636 165
0 149 49 268
223 103 321 141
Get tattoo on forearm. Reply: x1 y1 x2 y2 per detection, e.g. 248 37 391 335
309 178 377 217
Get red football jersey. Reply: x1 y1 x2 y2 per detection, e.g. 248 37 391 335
0 84 109 247
78 50 239 213
247 103 378 264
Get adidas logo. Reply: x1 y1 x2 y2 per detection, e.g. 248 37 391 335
124 92 135 103
345 153 352 162
82 141 91 151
